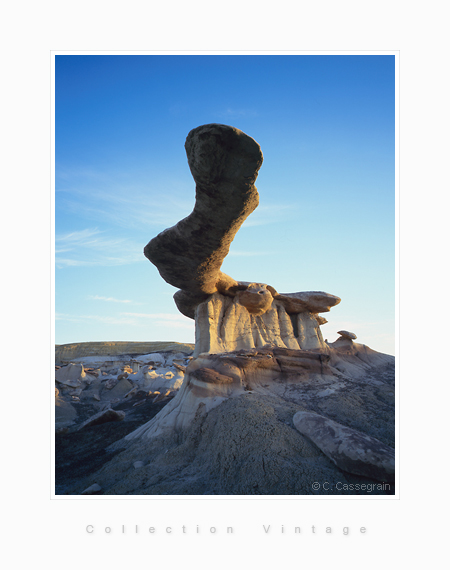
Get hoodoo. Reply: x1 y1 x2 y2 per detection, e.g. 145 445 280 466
58 125 395 496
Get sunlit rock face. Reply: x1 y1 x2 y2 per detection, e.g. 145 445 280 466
236 283 273 315
193 293 329 357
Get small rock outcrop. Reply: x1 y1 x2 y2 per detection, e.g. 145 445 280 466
337 330 357 340
293 411 395 482
77 408 126 431
81 483 102 495
55 363 85 388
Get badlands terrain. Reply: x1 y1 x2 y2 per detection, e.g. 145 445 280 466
55 124 395 496
55 337 395 496
55 341 194 494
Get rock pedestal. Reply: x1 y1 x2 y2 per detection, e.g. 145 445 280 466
193 293 327 357
64 124 395 495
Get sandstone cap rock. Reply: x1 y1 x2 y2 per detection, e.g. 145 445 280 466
337 330 357 340
275 291 341 314
144 124 263 318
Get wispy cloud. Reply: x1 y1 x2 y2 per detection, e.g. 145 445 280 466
55 227 144 268
56 166 193 230
57 228 103 244
241 204 296 227
55 312 138 326
58 193 184 230
55 165 296 240
55 311 194 330
121 312 193 329
218 108 259 118
88 295 133 304
227 250 270 257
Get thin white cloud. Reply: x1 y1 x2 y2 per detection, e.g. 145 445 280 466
56 166 193 230
56 228 130 250
56 227 103 244
55 312 74 321
122 312 187 320
55 311 194 330
218 108 259 118
241 204 296 227
88 295 133 304
55 254 143 269
55 258 94 268
55 313 141 326
227 250 270 257
55 227 145 268
121 312 194 329
54 248 73 254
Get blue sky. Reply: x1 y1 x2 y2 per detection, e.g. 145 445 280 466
55 54 395 354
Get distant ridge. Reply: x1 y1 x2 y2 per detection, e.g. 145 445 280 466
55 341 195 363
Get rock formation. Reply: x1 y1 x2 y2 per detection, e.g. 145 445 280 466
68 342 394 495
54 343 194 432
55 125 395 495
293 411 395 482
144 123 341 355
144 123 263 318
337 330 357 340
193 291 340 357
122 347 334 441
55 341 194 365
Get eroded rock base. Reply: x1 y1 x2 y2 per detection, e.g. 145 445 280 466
62 343 395 495
194 294 326 356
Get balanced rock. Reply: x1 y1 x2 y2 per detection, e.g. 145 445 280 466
143 124 341 358
59 125 395 497
337 330 357 340
275 291 341 314
144 123 263 318
293 411 395 482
